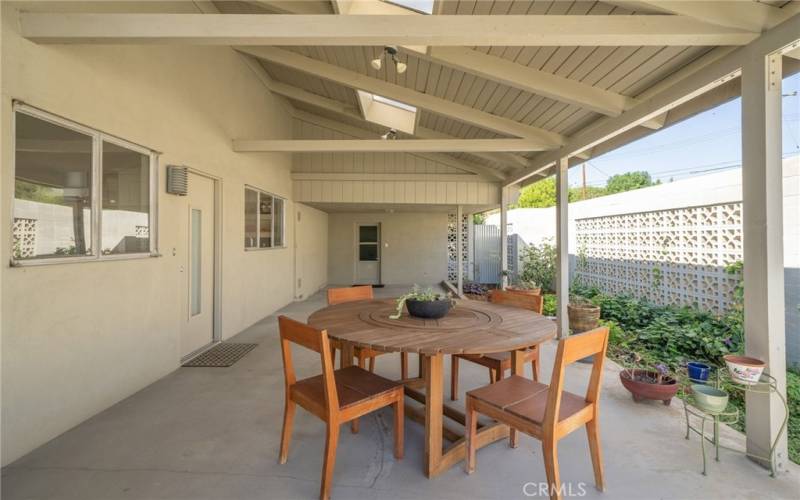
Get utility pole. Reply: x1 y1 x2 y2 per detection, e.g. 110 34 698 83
582 163 587 200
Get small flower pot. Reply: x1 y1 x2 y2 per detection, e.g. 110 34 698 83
406 298 452 319
619 369 678 406
568 303 601 334
690 384 729 414
687 361 711 384
723 355 765 385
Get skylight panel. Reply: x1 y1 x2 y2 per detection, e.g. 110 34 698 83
372 95 417 113
384 0 433 14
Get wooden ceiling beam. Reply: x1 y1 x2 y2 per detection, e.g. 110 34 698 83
237 46 565 145
233 138 545 153
20 13 758 46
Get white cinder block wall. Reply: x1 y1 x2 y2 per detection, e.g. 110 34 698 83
0 3 327 465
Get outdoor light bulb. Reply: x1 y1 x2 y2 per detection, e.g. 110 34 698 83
370 58 382 70
395 61 407 74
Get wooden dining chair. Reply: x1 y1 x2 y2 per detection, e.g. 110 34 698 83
450 289 543 401
464 326 609 500
278 316 404 500
327 286 410 379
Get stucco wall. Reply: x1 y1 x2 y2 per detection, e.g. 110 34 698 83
295 203 329 299
327 212 448 286
0 3 324 464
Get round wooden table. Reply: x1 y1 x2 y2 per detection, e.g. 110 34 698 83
308 298 557 477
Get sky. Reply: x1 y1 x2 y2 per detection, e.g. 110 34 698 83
568 71 800 188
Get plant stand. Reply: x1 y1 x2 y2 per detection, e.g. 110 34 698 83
680 370 788 477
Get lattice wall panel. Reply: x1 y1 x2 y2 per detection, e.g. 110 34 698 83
12 217 37 259
447 213 469 283
575 203 742 313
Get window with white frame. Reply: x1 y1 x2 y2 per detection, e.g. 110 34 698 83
244 186 285 249
12 104 158 263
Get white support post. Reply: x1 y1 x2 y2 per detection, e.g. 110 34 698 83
555 157 570 339
741 51 787 470
500 189 509 290
456 205 464 296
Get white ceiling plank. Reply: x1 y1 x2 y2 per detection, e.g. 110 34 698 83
505 11 800 187
629 1 794 33
291 109 506 180
272 78 529 169
20 13 758 46
233 138 546 153
237 46 565 145
424 46 635 116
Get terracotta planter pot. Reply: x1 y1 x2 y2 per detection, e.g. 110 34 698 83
568 303 601 334
506 287 542 296
619 369 678 406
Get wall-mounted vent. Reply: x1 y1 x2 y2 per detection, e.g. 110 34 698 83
166 165 188 196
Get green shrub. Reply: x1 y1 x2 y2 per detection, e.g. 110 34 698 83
520 239 557 293
788 369 800 464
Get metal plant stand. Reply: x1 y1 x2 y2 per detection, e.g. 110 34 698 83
681 370 788 477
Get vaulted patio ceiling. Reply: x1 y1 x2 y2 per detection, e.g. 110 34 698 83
18 0 800 183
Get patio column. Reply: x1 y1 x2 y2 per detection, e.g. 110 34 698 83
500 187 509 290
555 157 569 338
741 50 787 470
457 205 463 295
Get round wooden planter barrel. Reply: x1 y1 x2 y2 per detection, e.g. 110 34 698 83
568 303 601 333
506 287 542 296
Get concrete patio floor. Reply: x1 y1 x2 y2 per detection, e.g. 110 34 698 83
2 285 798 500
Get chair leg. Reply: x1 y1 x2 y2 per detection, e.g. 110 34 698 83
393 398 404 459
586 419 605 491
368 355 376 373
329 345 337 367
510 428 519 449
401 352 408 380
531 358 539 382
352 356 367 434
320 422 340 500
464 397 477 474
488 367 496 384
496 366 504 381
279 398 296 464
542 438 562 500
450 356 459 401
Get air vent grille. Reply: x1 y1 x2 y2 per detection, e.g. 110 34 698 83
166 165 188 196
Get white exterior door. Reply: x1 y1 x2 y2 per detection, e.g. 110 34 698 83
355 224 380 285
181 172 216 358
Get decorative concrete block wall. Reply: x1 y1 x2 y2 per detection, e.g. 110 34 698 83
574 202 744 313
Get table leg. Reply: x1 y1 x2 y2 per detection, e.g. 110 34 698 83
509 349 525 448
340 341 354 369
424 352 444 477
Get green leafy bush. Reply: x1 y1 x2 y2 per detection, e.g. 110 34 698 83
520 239 557 293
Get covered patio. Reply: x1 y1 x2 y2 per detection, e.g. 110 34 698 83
2 1 799 499
2 285 799 500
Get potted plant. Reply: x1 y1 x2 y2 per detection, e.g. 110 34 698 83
619 358 679 406
568 294 601 334
506 279 542 296
390 285 453 320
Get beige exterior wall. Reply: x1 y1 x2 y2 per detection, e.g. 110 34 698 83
0 4 327 464
294 203 329 299
328 212 448 286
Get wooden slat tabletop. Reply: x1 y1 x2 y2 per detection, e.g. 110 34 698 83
308 298 556 355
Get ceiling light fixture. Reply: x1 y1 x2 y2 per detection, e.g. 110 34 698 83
371 46 407 74
381 129 399 140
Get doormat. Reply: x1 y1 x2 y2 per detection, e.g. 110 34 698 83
353 284 385 288
182 343 258 368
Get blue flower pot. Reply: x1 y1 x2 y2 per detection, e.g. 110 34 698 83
687 362 711 383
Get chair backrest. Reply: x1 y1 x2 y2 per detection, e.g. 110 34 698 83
327 285 374 305
543 326 609 431
489 289 543 314
278 315 339 415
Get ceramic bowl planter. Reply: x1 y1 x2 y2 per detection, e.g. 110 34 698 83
690 384 729 413
687 361 711 384
406 298 451 319
723 355 765 384
619 369 679 406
